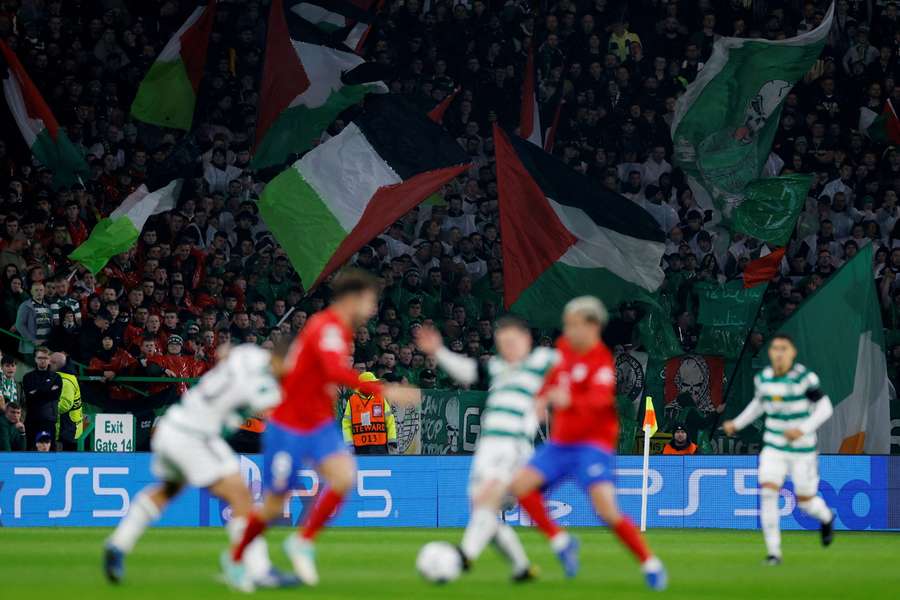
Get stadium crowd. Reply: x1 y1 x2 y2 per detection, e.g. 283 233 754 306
0 0 899 425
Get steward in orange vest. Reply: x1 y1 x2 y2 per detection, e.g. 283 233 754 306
341 372 397 454
663 425 698 455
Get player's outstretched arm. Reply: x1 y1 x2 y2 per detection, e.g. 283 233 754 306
723 396 763 436
415 325 478 385
382 383 421 407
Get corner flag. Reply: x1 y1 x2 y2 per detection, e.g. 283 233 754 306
643 396 658 437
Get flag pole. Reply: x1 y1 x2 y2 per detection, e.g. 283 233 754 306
640 421 651 532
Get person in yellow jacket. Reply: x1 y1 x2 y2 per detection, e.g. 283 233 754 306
50 351 83 450
341 372 397 454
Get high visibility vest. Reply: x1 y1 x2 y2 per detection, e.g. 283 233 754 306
662 442 697 455
56 372 83 442
348 392 388 448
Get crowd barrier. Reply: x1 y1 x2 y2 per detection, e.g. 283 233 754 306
1 454 897 531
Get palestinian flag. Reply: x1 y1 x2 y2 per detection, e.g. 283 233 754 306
70 179 182 273
290 0 378 53
259 95 469 288
494 125 665 328
251 0 388 169
859 100 900 145
743 246 785 288
427 86 459 124
519 41 542 147
0 40 88 189
130 0 217 130
774 244 890 453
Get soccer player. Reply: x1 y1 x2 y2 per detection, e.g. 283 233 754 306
227 270 417 587
509 296 667 590
415 316 556 581
723 333 835 565
103 343 294 591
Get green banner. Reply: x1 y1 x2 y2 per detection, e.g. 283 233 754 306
419 389 485 455
731 174 813 245
694 280 765 358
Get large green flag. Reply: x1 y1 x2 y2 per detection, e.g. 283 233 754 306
693 280 766 358
731 244 890 453
671 5 832 220
731 174 813 245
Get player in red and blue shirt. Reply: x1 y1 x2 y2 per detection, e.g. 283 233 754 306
229 271 416 588
510 296 668 591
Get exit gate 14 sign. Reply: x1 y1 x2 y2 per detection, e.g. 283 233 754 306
93 414 136 452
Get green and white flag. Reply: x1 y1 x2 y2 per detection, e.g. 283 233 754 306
671 4 832 220
773 243 890 453
130 1 216 130
694 280 765 358
731 174 813 246
70 180 182 274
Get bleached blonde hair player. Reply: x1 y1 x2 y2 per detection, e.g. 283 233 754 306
723 333 836 565
416 315 557 581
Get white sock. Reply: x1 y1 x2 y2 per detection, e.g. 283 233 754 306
108 492 161 553
641 556 663 573
460 507 500 561
227 517 272 577
493 523 530 574
799 496 832 524
760 488 782 558
550 531 571 553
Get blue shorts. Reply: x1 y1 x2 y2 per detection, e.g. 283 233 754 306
528 441 615 490
262 420 348 494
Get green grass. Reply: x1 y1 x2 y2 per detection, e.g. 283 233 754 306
2 527 898 599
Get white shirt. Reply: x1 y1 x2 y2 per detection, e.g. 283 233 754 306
641 158 672 186
162 345 281 436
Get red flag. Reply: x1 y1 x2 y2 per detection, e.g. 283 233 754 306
519 41 542 146
427 86 460 124
544 98 564 153
743 247 786 288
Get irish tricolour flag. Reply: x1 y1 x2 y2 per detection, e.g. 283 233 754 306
1 40 88 189
251 0 388 169
260 95 469 288
494 125 666 327
775 243 890 453
131 0 216 130
70 180 182 274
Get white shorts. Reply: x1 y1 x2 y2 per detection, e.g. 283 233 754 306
468 436 533 497
150 420 240 488
758 447 820 497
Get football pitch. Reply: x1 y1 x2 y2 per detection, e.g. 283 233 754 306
2 527 897 599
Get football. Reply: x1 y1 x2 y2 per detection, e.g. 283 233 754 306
415 542 463 584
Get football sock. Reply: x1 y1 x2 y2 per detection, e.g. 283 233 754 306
232 512 268 561
301 489 345 541
760 487 782 557
611 517 652 563
799 496 832 523
493 522 530 573
460 507 499 561
227 516 272 578
518 491 561 539
108 492 160 553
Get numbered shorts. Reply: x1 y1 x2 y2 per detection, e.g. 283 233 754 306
262 420 349 494
528 441 615 489
758 447 820 497
150 421 239 488
468 436 533 497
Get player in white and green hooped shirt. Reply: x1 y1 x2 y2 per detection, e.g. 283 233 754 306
416 315 558 581
723 333 836 565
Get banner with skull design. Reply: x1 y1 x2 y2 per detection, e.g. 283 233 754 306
664 354 724 415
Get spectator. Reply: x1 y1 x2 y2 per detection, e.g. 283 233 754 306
22 347 62 450
0 355 19 408
0 401 26 451
15 281 52 357
34 430 53 453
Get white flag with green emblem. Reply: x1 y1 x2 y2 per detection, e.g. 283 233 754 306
671 3 833 220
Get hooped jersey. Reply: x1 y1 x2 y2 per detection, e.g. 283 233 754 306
162 344 281 436
753 363 824 453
